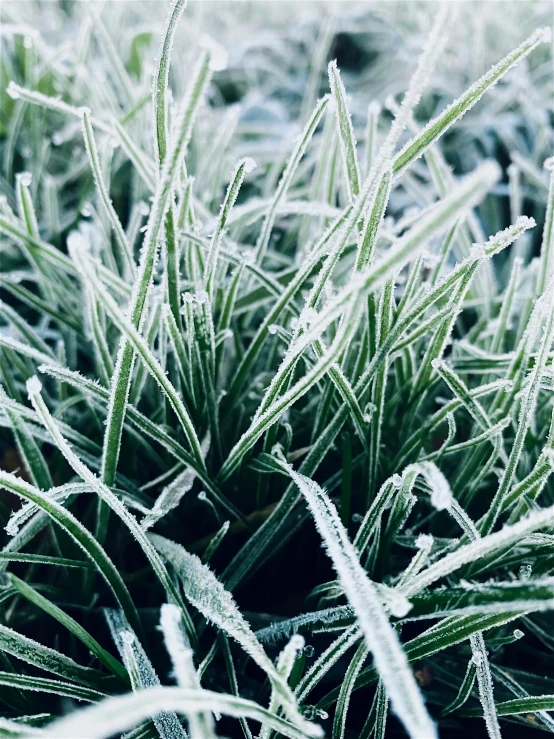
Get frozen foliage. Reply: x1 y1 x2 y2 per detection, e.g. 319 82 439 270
271 448 436 738
0 0 553 737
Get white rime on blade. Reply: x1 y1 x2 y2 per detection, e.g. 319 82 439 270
105 610 187 739
271 448 436 739
149 534 322 738
160 604 217 739
141 435 209 530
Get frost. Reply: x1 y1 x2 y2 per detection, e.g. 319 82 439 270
17 172 32 188
149 534 316 735
120 630 135 645
5 521 19 537
106 611 186 739
272 452 436 738
26 376 42 397
159 605 217 738
469 242 487 261
416 533 434 550
141 458 202 531
411 461 452 511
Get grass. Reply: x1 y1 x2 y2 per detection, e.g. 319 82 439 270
0 1 553 737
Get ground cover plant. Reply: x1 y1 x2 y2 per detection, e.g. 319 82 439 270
0 0 553 736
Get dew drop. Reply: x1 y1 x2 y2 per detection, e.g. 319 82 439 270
519 564 532 580
17 172 32 187
7 82 20 99
303 645 314 658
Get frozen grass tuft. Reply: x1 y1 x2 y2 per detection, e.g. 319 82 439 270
0 0 553 737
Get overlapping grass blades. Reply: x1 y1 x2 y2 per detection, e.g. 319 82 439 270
0 1 553 737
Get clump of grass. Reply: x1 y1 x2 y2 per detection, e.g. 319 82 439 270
0 1 553 737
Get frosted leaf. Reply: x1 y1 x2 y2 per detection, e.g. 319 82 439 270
141 456 202 531
544 449 554 470
421 462 452 511
272 453 436 738
149 534 316 735
469 242 487 260
300 307 318 326
106 611 186 739
159 605 217 739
